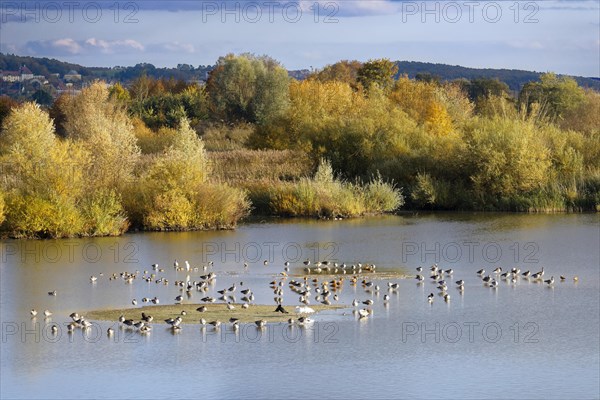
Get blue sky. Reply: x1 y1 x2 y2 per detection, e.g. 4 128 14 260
1 1 598 76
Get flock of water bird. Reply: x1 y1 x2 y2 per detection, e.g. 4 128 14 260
31 258 578 337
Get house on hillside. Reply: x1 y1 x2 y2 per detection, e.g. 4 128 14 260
64 70 82 82
1 65 43 82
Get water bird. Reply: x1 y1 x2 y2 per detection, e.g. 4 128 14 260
209 320 221 328
181 310 187 316
358 309 370 318
362 299 374 306
560 276 566 281
456 280 465 287
444 294 451 302
415 275 424 282
30 309 37 317
477 269 485 275
416 267 423 272
427 293 434 303
174 295 183 303
226 303 235 310
51 325 58 334
544 276 555 285
48 290 57 296
255 319 267 328
90 276 97 283
573 276 579 282
44 310 52 317
196 306 207 313
295 306 315 314
275 304 289 314
132 299 137 306
522 270 531 278
352 299 359 307
493 267 502 274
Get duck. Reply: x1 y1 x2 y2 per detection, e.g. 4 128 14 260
255 319 267 328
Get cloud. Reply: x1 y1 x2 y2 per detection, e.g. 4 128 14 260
85 38 145 53
22 37 144 56
146 42 196 54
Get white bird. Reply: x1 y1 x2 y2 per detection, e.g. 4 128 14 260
358 309 370 318
90 276 97 283
132 299 137 306
295 306 315 314
44 310 52 317
30 309 37 317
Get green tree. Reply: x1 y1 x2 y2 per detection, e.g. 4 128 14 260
31 89 53 106
207 54 290 124
519 73 586 122
356 58 398 92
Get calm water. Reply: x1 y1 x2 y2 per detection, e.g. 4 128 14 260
1 213 599 399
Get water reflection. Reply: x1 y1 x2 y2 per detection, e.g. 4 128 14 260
1 213 599 399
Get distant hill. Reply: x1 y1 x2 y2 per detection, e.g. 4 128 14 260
392 61 600 92
1 53 598 93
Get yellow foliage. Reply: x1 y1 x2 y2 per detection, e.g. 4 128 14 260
62 81 140 189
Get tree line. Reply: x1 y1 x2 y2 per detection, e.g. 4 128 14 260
0 54 598 238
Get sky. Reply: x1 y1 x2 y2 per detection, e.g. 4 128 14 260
0 0 599 76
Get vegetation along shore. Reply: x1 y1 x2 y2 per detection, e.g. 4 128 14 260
0 54 598 239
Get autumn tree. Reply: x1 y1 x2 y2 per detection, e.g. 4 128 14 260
310 60 362 86
61 81 140 189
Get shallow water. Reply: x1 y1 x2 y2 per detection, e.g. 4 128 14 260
1 213 599 399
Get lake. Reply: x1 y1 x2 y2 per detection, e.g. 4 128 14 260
1 213 599 399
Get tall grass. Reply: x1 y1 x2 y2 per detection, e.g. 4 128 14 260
259 160 403 218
